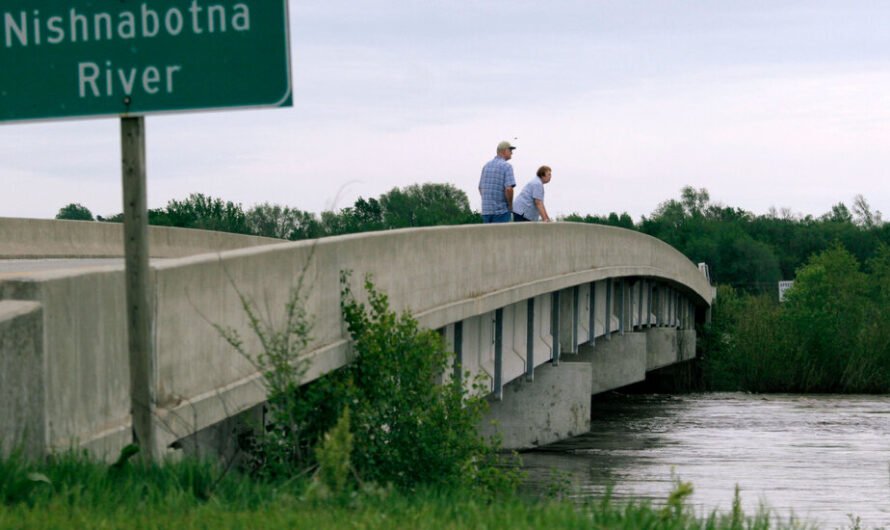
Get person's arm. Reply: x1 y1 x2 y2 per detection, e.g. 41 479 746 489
535 199 550 222
504 187 514 212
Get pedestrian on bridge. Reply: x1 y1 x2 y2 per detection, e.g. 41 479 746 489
512 165 552 222
478 140 517 223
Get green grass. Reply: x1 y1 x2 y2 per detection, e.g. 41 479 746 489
0 452 815 530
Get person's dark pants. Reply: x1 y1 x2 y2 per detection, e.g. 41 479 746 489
482 212 512 223
512 213 530 222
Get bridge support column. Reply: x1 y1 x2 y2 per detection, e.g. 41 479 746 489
551 291 560 365
479 361 592 449
678 329 696 361
646 327 697 369
618 279 625 335
558 287 579 355
588 281 597 346
494 308 504 400
525 299 534 381
646 327 678 370
452 321 463 383
604 279 612 338
646 281 652 326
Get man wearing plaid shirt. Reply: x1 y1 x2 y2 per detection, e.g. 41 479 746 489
478 140 517 223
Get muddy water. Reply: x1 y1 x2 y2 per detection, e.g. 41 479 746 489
521 393 890 529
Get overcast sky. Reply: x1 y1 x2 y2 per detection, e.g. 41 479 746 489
3 0 890 221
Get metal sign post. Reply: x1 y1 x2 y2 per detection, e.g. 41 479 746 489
120 116 158 461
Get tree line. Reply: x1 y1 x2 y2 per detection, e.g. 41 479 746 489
58 183 889 295
564 187 890 392
566 186 887 295
698 244 890 393
55 182 479 241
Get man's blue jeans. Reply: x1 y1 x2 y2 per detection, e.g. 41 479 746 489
482 212 511 224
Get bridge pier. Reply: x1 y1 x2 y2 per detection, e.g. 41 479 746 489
478 360 592 449
482 324 697 449
582 331 648 394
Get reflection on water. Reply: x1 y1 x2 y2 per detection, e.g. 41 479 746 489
520 393 890 529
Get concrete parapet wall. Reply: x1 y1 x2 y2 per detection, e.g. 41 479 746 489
0 217 282 259
0 270 132 457
0 301 45 458
0 222 711 456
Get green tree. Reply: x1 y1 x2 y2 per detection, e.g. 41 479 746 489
822 202 853 224
379 183 476 228
339 273 509 490
679 186 710 217
700 286 790 392
325 197 385 235
561 212 634 229
246 203 321 240
853 194 882 229
319 183 477 237
782 245 870 391
164 193 251 234
55 203 94 221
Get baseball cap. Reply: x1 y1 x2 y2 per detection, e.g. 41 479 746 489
497 140 516 151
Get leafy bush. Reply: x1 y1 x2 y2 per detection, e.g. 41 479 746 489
55 203 94 221
338 271 516 491
216 262 515 493
702 244 890 392
309 407 355 502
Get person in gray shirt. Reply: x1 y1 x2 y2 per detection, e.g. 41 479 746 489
512 165 552 222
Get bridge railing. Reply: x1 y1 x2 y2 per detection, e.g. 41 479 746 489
0 222 713 458
0 216 280 259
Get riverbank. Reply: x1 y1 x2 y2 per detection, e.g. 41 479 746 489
0 453 806 530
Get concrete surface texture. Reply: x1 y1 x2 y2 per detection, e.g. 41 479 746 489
480 361 593 449
583 332 649 394
0 221 712 458
0 301 45 457
0 217 282 259
646 327 679 370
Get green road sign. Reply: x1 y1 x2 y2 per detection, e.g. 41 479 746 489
0 1 291 122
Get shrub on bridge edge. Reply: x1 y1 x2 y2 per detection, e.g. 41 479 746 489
338 271 520 493
216 264 519 495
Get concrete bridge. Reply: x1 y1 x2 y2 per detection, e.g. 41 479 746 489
0 217 714 459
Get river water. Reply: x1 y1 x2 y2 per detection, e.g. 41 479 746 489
520 393 890 529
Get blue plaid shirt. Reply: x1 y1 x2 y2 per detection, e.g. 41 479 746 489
478 157 516 215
